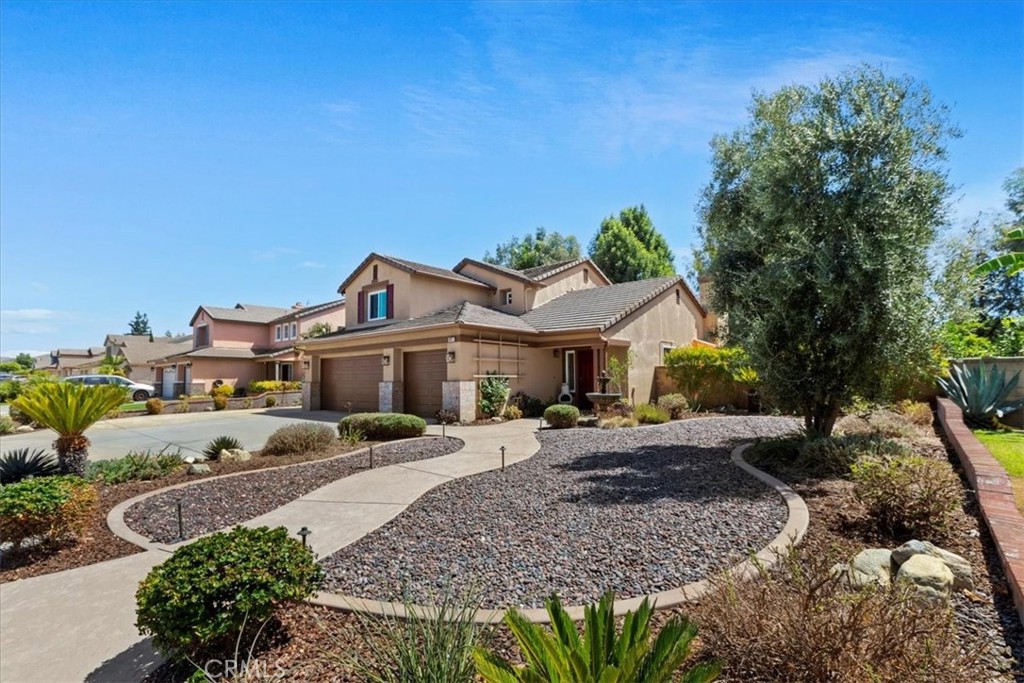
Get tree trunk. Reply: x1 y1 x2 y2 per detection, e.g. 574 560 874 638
804 400 840 438
57 446 89 477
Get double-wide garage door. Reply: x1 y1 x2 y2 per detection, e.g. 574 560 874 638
403 350 446 418
321 356 382 413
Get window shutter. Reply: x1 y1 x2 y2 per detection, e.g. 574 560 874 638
357 292 365 324
386 284 395 319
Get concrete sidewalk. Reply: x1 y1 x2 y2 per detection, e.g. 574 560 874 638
0 420 540 683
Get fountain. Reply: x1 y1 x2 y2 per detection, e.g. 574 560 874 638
585 370 622 414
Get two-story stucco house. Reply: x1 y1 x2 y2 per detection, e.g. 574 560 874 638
300 253 710 420
152 300 345 398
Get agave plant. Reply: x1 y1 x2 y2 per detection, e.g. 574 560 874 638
0 447 60 484
473 592 720 683
937 361 1024 428
11 382 128 476
202 435 243 459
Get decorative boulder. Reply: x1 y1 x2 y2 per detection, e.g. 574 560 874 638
892 540 973 591
896 554 954 602
849 548 894 588
219 448 252 463
15 425 33 433
187 463 211 475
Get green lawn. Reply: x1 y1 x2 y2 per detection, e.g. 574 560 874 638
120 401 146 411
974 429 1024 511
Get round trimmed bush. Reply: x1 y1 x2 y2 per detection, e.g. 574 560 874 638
851 455 962 539
210 384 235 398
544 404 580 429
262 423 335 456
0 475 97 548
212 395 228 411
135 525 323 662
144 398 164 415
265 394 278 408
656 393 689 419
337 413 426 440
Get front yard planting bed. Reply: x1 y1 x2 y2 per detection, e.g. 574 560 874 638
124 437 463 543
322 416 795 609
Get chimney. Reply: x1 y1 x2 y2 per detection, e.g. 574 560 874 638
292 302 304 310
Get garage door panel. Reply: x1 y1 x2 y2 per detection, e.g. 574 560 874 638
404 350 446 417
321 356 382 413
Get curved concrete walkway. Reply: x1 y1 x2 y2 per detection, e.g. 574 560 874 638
0 420 540 683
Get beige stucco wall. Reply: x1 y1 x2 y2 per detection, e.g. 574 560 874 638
606 284 706 405
531 262 605 308
300 305 346 337
188 358 265 392
193 311 266 349
455 263 535 314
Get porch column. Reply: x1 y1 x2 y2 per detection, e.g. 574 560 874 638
302 356 320 411
378 347 403 413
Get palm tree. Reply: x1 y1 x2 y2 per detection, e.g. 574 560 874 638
11 382 127 476
97 353 127 376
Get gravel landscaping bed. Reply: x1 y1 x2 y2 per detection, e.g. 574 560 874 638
322 416 797 609
124 437 463 544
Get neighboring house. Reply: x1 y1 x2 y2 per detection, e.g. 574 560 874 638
301 253 709 420
103 334 193 384
50 347 107 377
151 300 345 398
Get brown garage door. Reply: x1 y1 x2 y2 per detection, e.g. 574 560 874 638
403 350 446 417
321 356 382 413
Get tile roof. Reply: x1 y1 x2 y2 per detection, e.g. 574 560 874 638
337 253 493 294
519 276 683 332
191 303 291 325
267 299 345 325
177 347 257 360
451 258 541 285
519 258 586 280
119 336 194 366
309 302 534 343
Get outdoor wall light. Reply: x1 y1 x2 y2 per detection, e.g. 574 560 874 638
302 359 310 370
381 355 391 366
446 351 456 363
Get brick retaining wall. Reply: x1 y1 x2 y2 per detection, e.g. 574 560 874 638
936 398 1024 625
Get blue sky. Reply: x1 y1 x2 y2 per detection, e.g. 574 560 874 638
1 1 1021 357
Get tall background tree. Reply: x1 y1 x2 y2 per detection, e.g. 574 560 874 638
589 205 675 283
484 227 581 270
697 66 959 437
128 311 152 336
14 353 34 369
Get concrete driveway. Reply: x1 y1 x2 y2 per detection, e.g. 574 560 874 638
0 407 346 461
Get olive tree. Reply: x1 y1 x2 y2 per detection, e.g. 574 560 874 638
697 66 959 437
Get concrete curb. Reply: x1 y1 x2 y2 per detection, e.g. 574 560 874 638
310 440 809 624
936 398 1024 626
106 435 456 551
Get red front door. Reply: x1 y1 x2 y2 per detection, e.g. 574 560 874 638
577 349 594 410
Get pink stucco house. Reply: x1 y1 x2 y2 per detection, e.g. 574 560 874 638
151 300 345 398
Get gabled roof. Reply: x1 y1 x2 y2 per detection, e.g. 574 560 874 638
519 258 585 280
451 258 543 286
267 298 345 325
190 303 291 326
336 253 493 294
119 336 193 366
307 301 534 344
56 347 105 357
104 334 151 346
519 276 686 332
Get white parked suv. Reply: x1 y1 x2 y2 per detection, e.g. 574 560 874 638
64 375 156 401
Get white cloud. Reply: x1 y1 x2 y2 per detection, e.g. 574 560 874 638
0 308 64 335
0 349 48 359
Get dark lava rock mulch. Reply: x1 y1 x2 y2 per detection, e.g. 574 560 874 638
124 437 463 544
322 416 797 609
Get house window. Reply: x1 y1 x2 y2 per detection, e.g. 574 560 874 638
676 289 681 304
564 350 576 393
275 325 282 341
372 264 379 281
661 343 675 363
195 325 209 347
500 289 512 306
368 289 388 321
290 322 297 339
583 268 589 283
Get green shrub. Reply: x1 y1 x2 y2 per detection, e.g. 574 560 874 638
473 591 720 683
599 416 638 429
145 398 164 415
0 475 97 548
241 397 253 409
338 413 426 440
338 425 365 445
851 455 962 539
749 434 911 479
0 447 59 484
173 400 190 414
0 379 23 403
657 393 690 419
202 435 243 460
836 410 916 439
895 400 933 426
502 404 523 420
210 384 235 398
0 415 14 435
635 403 670 424
247 380 301 395
135 526 323 662
664 343 745 410
339 587 486 683
212 395 228 411
478 374 510 418
265 394 278 408
543 404 579 429
262 423 335 456
508 391 546 418
434 409 459 425
86 448 183 484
